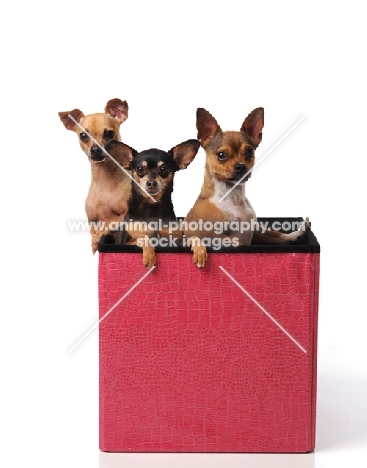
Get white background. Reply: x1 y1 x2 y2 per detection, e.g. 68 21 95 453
1 1 366 467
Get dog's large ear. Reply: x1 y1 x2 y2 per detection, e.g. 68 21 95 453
170 139 201 170
58 109 84 131
104 140 137 168
105 99 129 124
196 108 221 148
241 107 264 147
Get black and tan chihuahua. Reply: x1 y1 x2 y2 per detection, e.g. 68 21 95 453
105 139 200 268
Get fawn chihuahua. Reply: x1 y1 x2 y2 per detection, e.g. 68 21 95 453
105 139 200 269
184 107 308 267
58 99 131 253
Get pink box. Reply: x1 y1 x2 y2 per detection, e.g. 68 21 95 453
99 218 320 452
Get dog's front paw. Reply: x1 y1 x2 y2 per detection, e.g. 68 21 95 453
91 230 105 254
142 245 156 270
91 234 100 254
192 245 208 269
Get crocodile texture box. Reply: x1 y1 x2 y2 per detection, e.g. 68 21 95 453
99 218 320 453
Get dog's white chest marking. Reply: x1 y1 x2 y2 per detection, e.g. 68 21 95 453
210 179 256 244
210 179 256 221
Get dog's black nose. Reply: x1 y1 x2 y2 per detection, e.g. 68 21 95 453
234 164 247 175
147 180 158 189
91 145 102 158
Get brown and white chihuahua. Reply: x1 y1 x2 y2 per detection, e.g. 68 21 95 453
58 99 131 253
184 107 308 267
105 139 200 269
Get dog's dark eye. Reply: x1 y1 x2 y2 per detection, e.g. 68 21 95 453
136 166 145 177
104 129 114 139
159 166 169 177
80 132 89 142
217 151 228 161
245 147 254 160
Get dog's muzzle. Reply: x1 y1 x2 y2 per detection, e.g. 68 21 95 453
229 164 250 183
145 180 161 195
90 145 106 162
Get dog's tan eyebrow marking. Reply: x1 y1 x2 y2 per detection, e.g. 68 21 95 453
142 161 148 167
158 161 164 167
